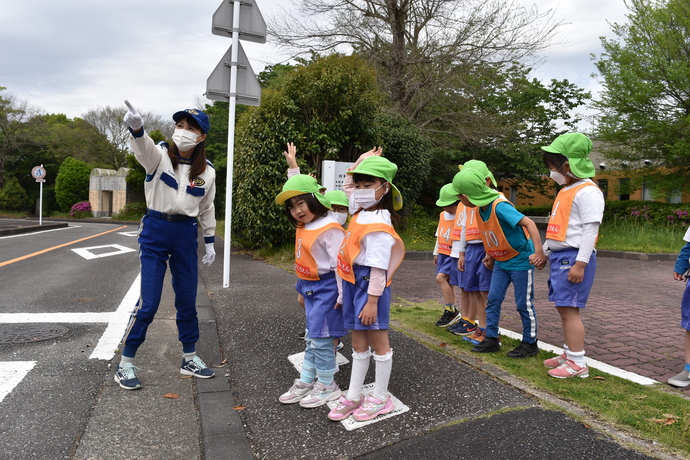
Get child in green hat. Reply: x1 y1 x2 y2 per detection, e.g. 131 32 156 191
328 148 406 423
275 174 348 408
540 132 604 378
433 184 462 328
452 167 545 358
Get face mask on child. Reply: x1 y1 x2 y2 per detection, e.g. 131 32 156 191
333 212 348 226
550 170 567 185
351 183 388 212
173 129 200 152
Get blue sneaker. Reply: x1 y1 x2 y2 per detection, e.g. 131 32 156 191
448 319 477 336
114 363 142 390
180 356 215 379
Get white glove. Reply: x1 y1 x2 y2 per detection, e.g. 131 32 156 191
124 100 144 130
202 242 216 266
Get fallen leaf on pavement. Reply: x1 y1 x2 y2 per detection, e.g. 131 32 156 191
233 405 246 411
162 393 180 399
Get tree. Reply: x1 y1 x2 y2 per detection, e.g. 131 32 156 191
0 176 29 211
593 0 690 196
270 0 560 126
0 87 42 188
82 105 168 168
55 156 91 212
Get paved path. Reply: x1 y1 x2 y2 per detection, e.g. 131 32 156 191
394 254 689 394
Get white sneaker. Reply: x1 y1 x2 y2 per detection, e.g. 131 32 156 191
298 381 341 408
279 379 314 404
668 368 690 388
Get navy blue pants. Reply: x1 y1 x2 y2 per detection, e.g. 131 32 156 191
122 214 200 358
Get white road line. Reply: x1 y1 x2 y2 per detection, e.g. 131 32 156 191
0 225 78 239
0 312 113 323
0 361 36 402
498 327 659 385
0 275 140 361
71 244 136 260
90 274 140 360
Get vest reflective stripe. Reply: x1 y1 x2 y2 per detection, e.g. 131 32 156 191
547 182 599 242
336 213 405 286
436 211 454 255
294 222 342 280
476 197 521 261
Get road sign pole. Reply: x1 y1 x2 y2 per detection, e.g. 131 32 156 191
222 0 242 288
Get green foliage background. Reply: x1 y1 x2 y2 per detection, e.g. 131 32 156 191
229 54 431 248
55 157 91 212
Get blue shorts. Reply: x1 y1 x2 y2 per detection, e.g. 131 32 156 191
681 280 690 331
342 265 391 330
437 253 460 286
295 272 347 339
547 248 596 308
460 243 492 292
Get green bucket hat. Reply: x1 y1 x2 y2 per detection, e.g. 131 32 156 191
541 133 595 178
275 174 331 209
452 168 500 207
461 159 497 187
347 156 403 211
325 190 349 208
436 183 460 207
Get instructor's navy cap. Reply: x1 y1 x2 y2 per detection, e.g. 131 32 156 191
173 109 210 134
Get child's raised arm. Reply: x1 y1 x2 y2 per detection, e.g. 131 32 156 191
283 142 299 169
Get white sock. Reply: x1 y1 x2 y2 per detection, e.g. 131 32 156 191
372 349 393 401
119 356 134 367
567 349 586 367
346 348 371 401
183 351 197 362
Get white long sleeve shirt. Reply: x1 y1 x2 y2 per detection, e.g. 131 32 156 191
129 129 216 241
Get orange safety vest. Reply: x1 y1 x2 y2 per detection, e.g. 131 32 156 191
476 197 527 261
294 222 343 280
546 181 600 242
336 213 405 286
436 211 455 255
452 203 482 242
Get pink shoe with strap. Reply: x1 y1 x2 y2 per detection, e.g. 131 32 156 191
548 359 589 379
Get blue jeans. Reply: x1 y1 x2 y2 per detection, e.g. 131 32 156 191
485 265 537 343
302 331 337 385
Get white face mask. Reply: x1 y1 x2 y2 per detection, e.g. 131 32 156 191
172 128 200 152
333 212 348 226
550 170 567 185
351 183 387 211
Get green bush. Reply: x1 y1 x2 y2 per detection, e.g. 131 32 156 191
0 177 30 211
114 202 147 221
55 157 91 212
602 200 690 229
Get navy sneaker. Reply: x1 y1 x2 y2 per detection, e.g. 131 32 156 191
435 308 460 327
114 363 142 390
448 319 477 336
180 356 215 379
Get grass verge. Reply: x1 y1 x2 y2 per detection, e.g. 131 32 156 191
391 298 690 457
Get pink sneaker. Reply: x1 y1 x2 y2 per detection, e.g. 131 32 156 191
352 394 394 421
328 395 362 421
543 353 566 369
548 359 589 379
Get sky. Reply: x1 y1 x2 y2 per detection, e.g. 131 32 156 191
0 0 631 127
